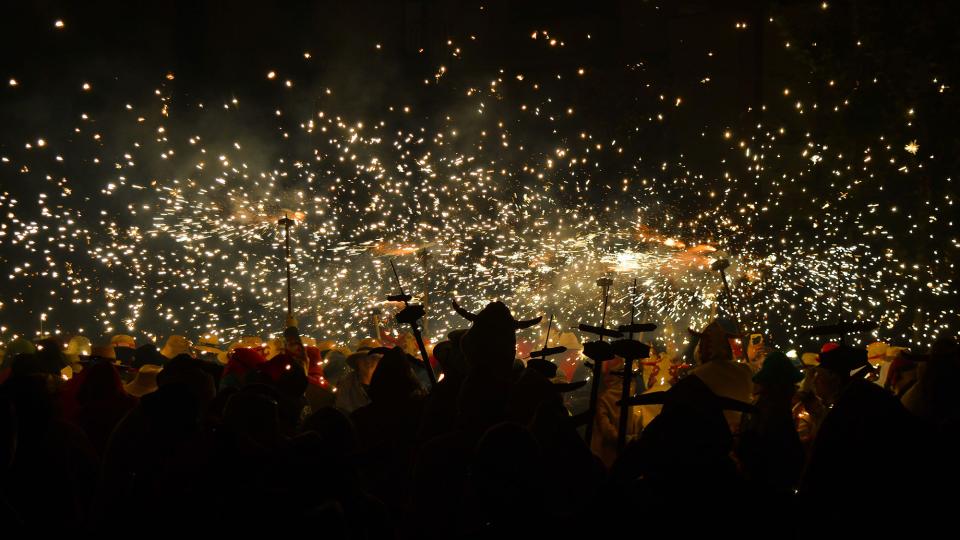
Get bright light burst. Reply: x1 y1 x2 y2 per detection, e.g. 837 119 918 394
0 12 956 353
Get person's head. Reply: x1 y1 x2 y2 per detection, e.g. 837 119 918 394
346 352 380 384
263 337 284 360
368 347 421 404
76 360 127 404
223 388 281 450
157 355 216 409
456 301 541 379
813 367 846 405
2 338 36 370
689 318 738 365
283 326 304 354
751 350 803 405
302 407 358 458
813 345 868 404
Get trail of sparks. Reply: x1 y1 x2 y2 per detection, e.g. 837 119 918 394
1 16 955 353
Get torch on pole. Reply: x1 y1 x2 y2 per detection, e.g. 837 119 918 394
388 260 438 387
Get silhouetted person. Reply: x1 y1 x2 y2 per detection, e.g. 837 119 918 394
736 351 804 523
461 422 545 537
351 347 425 519
71 360 138 456
609 374 754 537
1 372 98 530
800 345 926 535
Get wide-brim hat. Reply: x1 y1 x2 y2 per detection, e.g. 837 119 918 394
517 364 587 394
622 373 754 413
800 352 820 367
161 335 193 359
355 337 381 352
132 343 166 368
752 350 804 385
91 344 117 360
65 336 92 357
345 351 373 371
124 364 162 397
817 345 869 375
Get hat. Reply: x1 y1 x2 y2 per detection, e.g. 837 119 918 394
556 331 582 351
305 346 327 386
124 364 162 397
91 344 117 360
110 334 137 349
516 363 587 399
800 352 820 367
257 353 300 384
132 343 166 368
867 341 889 365
688 318 741 363
526 358 559 379
820 342 840 354
355 337 381 352
752 350 804 386
345 351 374 371
229 336 263 351
299 336 317 348
525 359 587 393
65 336 92 357
817 345 869 375
194 334 224 355
160 335 192 359
454 300 541 370
4 337 36 357
623 373 754 414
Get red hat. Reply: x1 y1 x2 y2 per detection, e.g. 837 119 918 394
305 346 327 387
223 347 267 381
258 353 297 383
820 342 840 354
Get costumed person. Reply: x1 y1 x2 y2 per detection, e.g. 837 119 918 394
793 351 826 449
417 330 470 441
800 345 925 534
334 350 381 413
219 347 267 390
688 318 754 434
736 351 805 508
886 349 920 399
453 300 542 380
635 348 677 431
303 344 335 412
590 355 641 468
71 361 139 456
900 338 959 423
609 373 755 537
350 347 426 516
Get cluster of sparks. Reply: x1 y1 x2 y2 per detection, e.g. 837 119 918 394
1 9 956 354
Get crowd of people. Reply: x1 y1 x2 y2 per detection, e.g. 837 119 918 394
0 302 957 537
